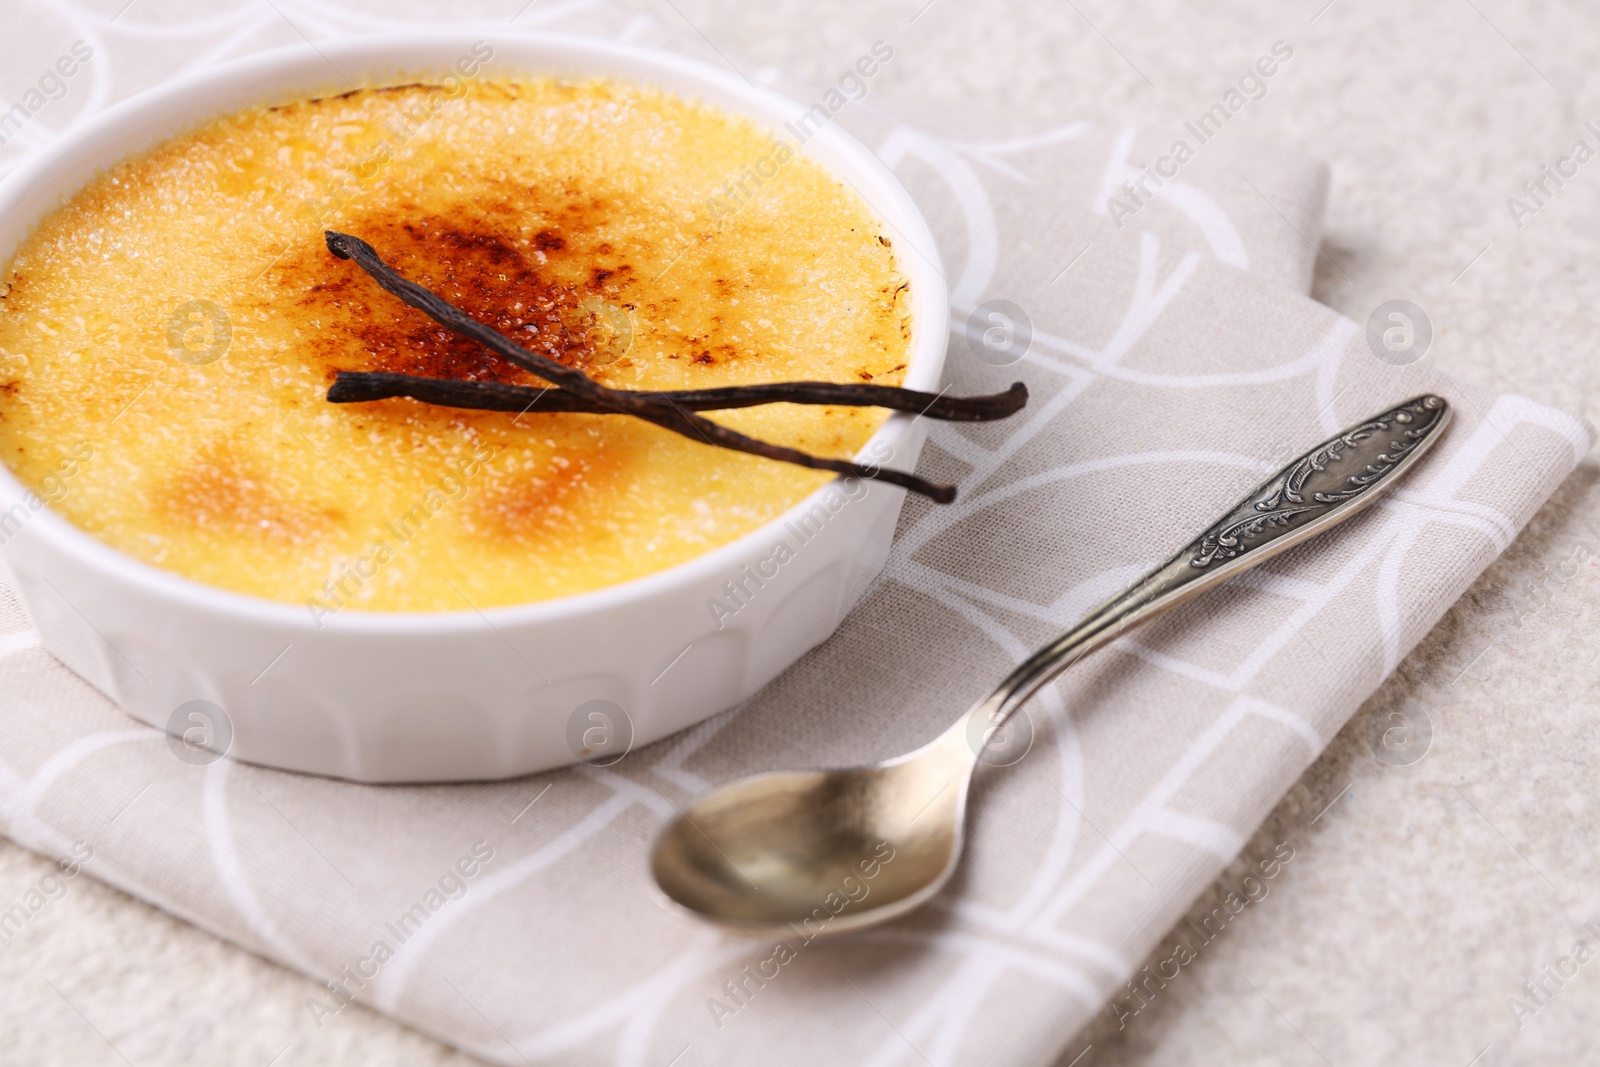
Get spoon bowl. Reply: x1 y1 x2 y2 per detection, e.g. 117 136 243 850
652 396 1453 935
651 726 975 934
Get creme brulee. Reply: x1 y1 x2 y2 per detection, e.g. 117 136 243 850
0 77 911 611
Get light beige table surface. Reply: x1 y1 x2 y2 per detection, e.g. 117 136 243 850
3 1 1598 1064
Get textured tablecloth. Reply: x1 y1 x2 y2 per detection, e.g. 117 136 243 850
0 3 1590 1065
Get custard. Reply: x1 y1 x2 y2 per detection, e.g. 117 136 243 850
0 77 911 612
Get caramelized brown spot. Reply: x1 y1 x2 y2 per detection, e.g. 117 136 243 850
473 441 620 540
158 445 336 546
265 197 639 386
273 83 433 110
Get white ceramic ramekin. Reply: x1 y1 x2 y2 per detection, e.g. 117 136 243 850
0 31 947 782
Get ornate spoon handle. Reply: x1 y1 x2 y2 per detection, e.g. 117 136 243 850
961 394 1452 745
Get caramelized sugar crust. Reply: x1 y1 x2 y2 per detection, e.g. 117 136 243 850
0 78 911 610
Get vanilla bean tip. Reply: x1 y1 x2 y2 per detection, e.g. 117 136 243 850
994 381 1028 414
326 372 375 403
324 230 367 261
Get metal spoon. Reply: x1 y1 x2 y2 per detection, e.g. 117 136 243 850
651 395 1452 936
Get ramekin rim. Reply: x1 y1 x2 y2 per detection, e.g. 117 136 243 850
0 28 950 634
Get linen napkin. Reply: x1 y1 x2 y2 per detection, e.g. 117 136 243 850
0 4 1590 1066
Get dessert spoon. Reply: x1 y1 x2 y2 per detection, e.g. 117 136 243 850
650 395 1451 936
